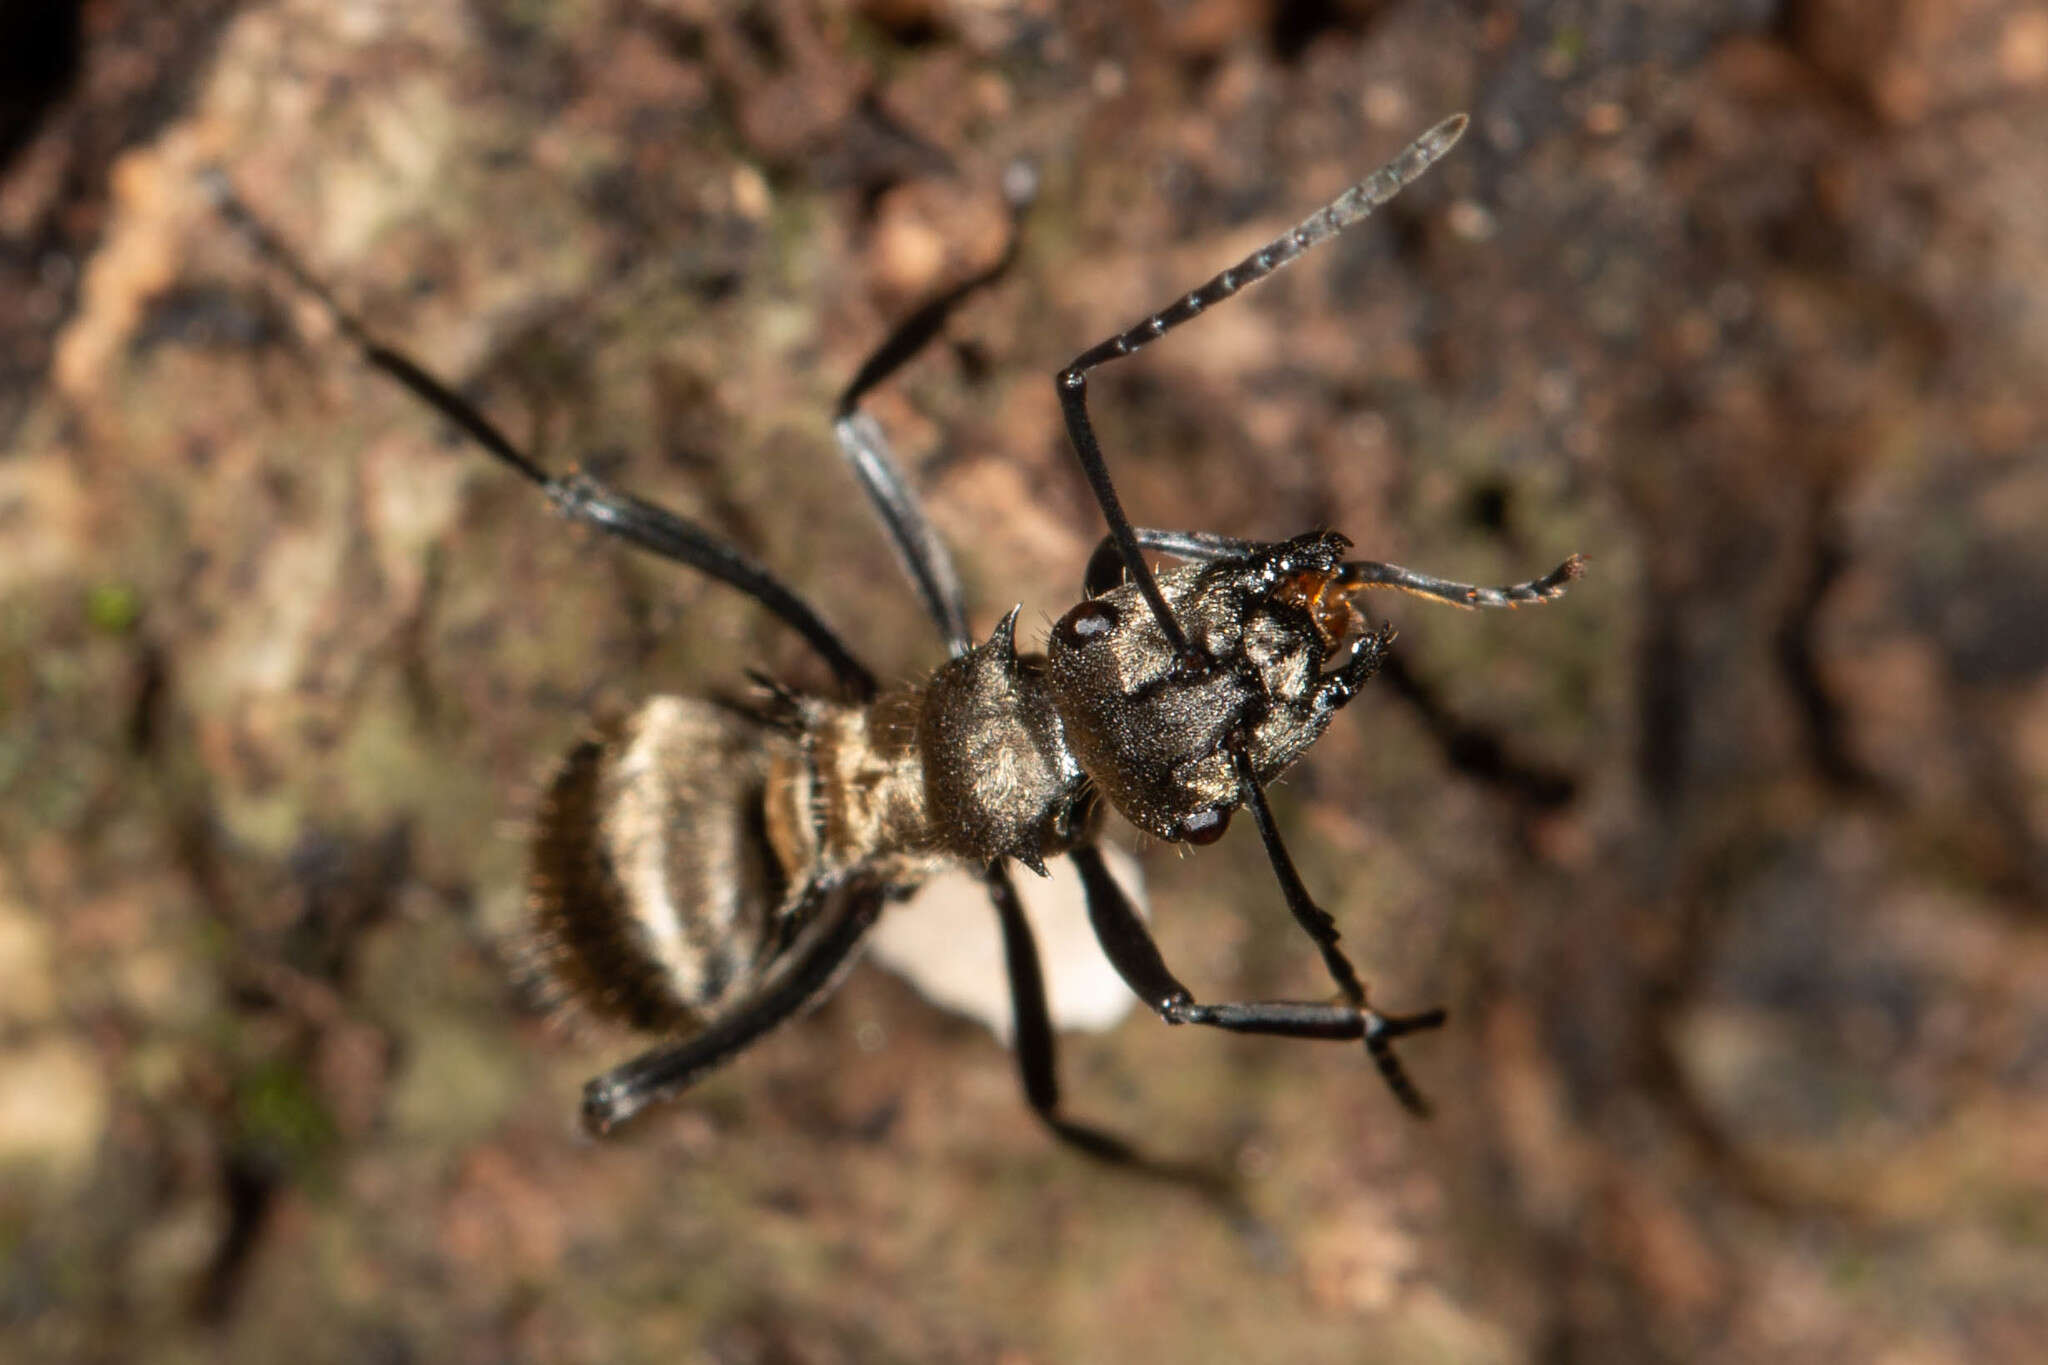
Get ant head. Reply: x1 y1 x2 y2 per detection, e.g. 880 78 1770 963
1046 532 1381 845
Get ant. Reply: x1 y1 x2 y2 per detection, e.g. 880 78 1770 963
211 112 1582 1183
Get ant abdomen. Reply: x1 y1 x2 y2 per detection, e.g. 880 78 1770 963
529 698 792 1034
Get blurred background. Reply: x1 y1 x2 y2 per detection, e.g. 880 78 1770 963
4 1 2046 1361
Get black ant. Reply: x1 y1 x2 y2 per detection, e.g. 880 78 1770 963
209 112 1582 1184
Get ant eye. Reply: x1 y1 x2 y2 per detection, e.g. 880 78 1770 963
1174 804 1233 845
1054 599 1120 650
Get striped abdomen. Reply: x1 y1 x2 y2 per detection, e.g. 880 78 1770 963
529 697 792 1033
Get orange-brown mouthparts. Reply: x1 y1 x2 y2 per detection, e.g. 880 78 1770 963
1274 570 1357 647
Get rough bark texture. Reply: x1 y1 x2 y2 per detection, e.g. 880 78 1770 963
5 2 2048 1362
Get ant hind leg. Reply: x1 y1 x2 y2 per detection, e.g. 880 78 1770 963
206 172 880 700
581 879 888 1135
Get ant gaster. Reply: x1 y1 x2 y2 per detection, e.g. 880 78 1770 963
212 113 1583 1178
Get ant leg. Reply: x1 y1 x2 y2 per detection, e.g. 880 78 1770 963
1224 741 1368 1007
990 864 1282 1248
1082 529 1254 597
1055 115 1470 660
1222 742 1447 1114
206 173 879 701
581 879 886 1134
834 163 1038 657
1339 553 1587 609
988 864 1193 1169
1071 847 1445 1117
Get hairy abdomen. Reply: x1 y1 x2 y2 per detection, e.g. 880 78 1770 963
529 697 792 1033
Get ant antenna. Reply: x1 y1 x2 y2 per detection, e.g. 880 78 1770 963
1057 113 1470 664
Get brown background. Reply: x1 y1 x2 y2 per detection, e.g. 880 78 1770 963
4 1 2046 1361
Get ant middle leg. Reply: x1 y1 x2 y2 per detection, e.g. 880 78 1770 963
988 864 1276 1238
834 162 1037 657
988 865 1190 1171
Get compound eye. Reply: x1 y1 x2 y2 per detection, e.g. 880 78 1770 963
1173 804 1233 846
1053 599 1120 651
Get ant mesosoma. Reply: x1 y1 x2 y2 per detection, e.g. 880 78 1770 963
211 112 1582 1182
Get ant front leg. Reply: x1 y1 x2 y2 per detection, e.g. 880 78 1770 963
1081 529 1254 598
1070 847 1446 1117
1225 742 1449 1115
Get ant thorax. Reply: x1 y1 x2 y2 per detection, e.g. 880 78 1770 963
761 687 954 893
1048 533 1385 848
917 607 1094 876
